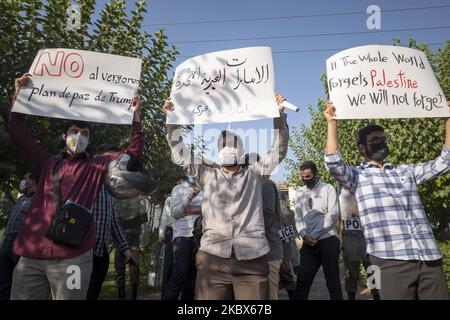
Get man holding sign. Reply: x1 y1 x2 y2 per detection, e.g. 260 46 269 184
324 101 450 300
162 92 288 300
8 73 144 300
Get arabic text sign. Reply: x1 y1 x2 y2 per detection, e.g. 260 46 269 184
12 48 142 124
326 45 447 119
167 47 280 124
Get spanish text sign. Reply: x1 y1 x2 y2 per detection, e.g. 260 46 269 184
167 47 280 124
326 45 448 119
12 48 142 124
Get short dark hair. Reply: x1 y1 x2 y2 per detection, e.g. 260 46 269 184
64 120 91 136
357 124 384 145
300 161 318 175
25 172 37 182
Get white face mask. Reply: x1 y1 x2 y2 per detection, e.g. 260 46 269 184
66 132 89 154
219 146 239 166
19 179 27 192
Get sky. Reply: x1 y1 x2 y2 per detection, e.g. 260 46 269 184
93 0 450 182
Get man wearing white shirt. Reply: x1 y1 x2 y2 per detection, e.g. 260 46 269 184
165 175 202 300
158 196 174 300
294 161 342 300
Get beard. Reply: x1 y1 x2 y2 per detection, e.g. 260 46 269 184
366 142 389 162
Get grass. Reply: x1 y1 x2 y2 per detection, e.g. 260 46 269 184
97 249 161 300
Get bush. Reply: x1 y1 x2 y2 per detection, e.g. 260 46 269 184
439 241 450 291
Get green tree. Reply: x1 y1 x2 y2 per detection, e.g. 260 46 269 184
0 0 179 226
286 39 450 239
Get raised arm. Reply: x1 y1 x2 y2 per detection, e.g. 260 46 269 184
162 98 205 181
124 95 145 161
325 101 339 154
253 93 289 178
8 73 52 175
323 101 356 189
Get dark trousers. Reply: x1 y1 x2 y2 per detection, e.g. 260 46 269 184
86 252 110 300
161 226 173 300
165 236 196 300
369 255 449 300
0 236 20 300
295 235 343 300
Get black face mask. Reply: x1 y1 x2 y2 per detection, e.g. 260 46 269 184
366 141 389 162
302 176 318 189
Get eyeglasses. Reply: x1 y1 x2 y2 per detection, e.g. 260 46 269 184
366 137 389 145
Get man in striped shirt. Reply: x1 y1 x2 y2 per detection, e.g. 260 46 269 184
324 101 450 300
162 93 288 300
87 145 135 300
86 185 134 300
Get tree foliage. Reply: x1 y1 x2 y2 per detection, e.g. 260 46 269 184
0 0 179 225
286 39 450 239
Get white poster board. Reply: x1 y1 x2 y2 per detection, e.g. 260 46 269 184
326 45 448 119
12 48 142 124
167 47 280 124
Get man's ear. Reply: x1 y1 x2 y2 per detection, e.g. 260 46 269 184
357 143 366 156
61 133 66 141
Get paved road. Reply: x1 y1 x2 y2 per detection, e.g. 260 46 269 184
141 262 373 300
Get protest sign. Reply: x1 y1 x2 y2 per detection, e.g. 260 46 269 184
167 47 280 124
326 45 447 119
12 48 142 124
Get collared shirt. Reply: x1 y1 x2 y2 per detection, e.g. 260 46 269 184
4 193 34 235
170 182 203 239
294 180 339 241
324 146 450 261
8 112 144 259
166 113 288 260
92 185 129 257
158 197 174 239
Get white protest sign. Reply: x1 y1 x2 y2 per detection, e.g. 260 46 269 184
167 47 280 124
12 48 142 124
326 45 448 119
